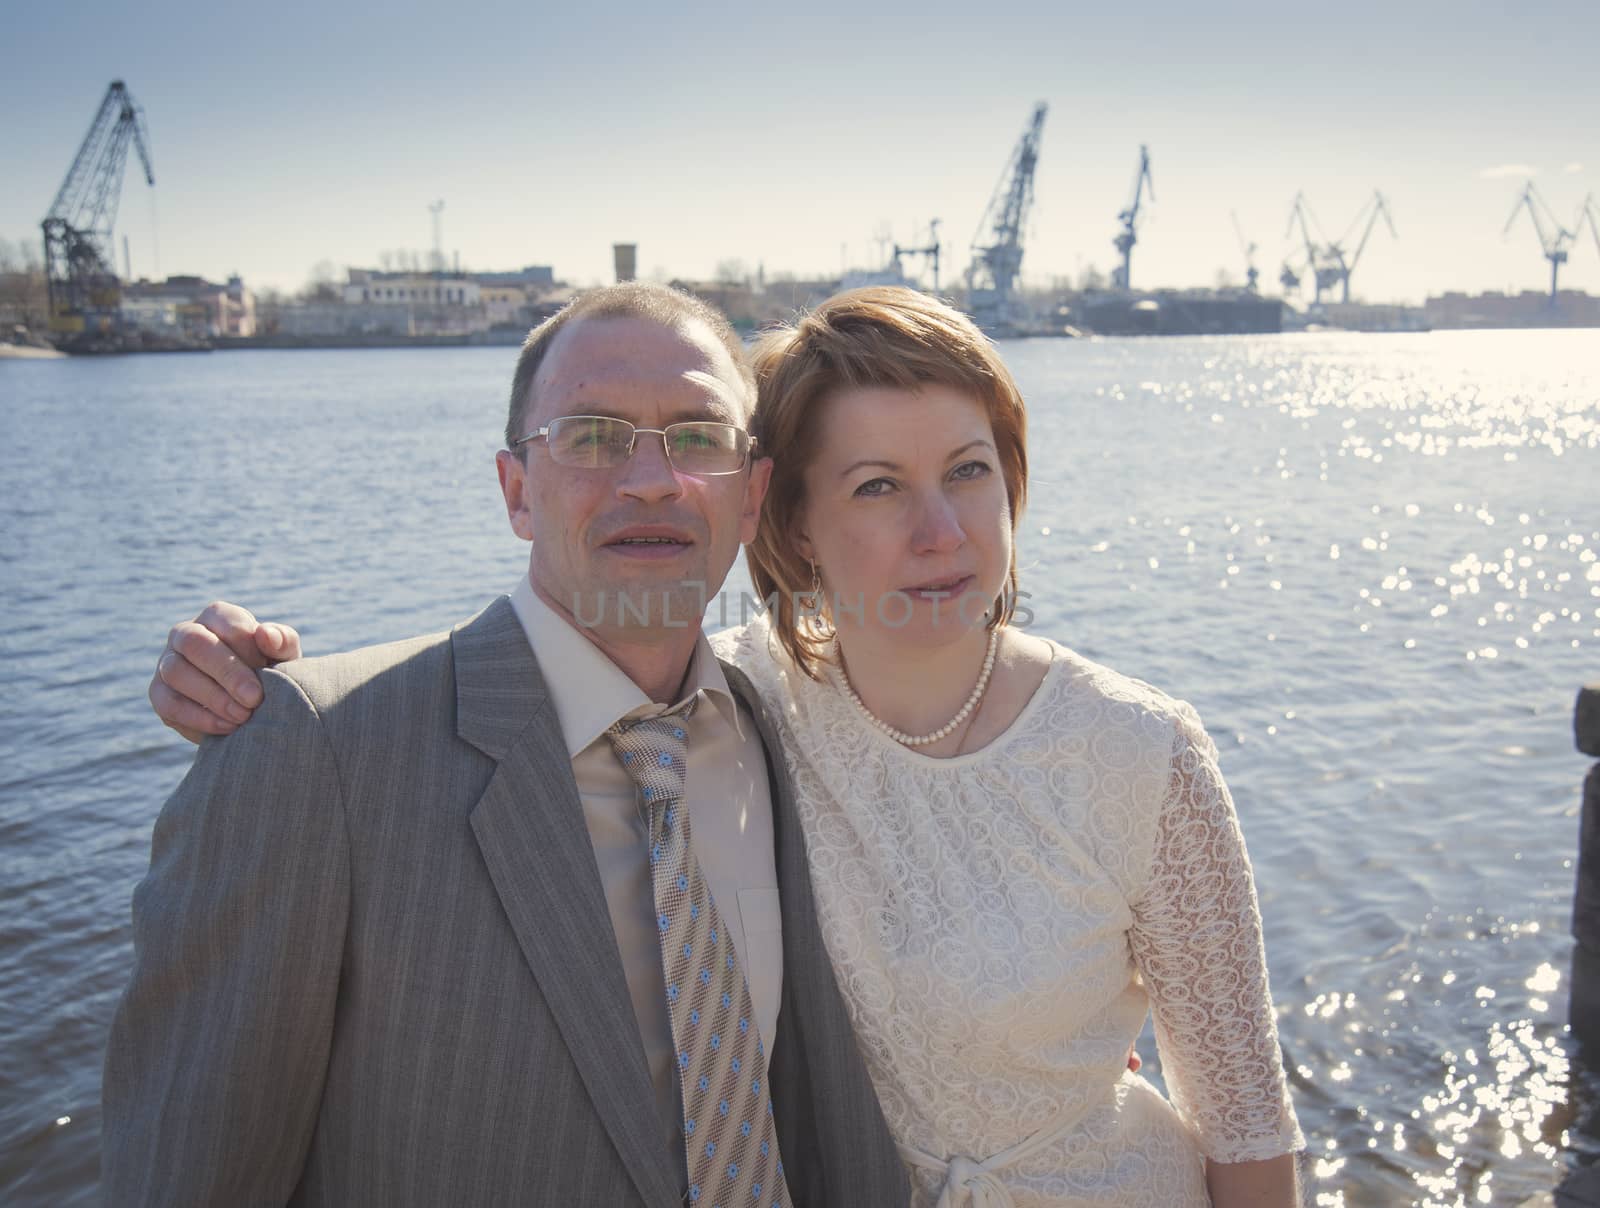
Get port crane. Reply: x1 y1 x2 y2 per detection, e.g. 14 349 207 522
1230 211 1259 292
1111 146 1154 289
965 103 1047 333
1284 193 1341 305
1504 182 1575 302
1323 191 1396 304
892 218 942 291
40 81 155 333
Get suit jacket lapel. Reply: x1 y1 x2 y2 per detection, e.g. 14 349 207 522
455 598 679 1208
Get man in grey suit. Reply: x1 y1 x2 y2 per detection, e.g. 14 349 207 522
106 284 909 1206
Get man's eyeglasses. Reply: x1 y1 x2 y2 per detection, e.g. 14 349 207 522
510 415 755 476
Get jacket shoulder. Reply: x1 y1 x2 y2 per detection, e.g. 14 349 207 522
271 630 454 713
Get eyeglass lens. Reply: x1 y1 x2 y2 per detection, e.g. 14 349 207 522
546 417 746 474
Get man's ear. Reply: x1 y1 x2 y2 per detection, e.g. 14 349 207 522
496 449 536 542
739 456 774 546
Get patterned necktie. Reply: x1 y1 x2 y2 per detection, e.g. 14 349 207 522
607 709 790 1208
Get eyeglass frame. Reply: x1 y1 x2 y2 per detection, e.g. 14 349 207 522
508 414 757 476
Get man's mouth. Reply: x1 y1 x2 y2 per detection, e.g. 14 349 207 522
602 528 695 558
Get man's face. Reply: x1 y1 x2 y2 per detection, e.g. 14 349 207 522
496 315 771 645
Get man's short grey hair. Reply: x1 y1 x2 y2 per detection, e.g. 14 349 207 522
505 283 755 449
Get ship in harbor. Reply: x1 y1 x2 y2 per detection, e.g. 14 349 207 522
1069 288 1282 336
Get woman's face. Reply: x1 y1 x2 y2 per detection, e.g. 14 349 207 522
796 383 1013 649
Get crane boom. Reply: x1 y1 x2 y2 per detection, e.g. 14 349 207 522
1574 194 1600 257
1504 182 1573 302
1327 190 1397 303
41 81 155 332
965 103 1047 334
1230 210 1259 292
1111 145 1153 289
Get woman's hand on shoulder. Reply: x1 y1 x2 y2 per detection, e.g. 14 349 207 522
149 602 302 744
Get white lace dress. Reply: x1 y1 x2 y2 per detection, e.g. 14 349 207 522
712 617 1303 1207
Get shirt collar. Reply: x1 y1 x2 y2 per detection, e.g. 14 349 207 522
508 574 743 758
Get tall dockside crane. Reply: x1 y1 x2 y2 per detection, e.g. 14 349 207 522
1285 193 1341 306
1504 182 1575 302
965 103 1047 334
1111 146 1154 289
1324 191 1396 304
40 81 155 334
1230 211 1259 292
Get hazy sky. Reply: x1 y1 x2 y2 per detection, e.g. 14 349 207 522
4 0 1597 304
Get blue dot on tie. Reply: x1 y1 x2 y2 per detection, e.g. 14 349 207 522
688 1185 699 1202
678 874 689 892
760 1141 769 1157
659 752 673 767
705 1141 716 1157
691 904 700 920
739 1017 748 1034
721 992 731 1009
686 1119 696 1135
684 942 693 958
752 1184 761 1199
719 1099 730 1116
730 1057 741 1073
678 1051 688 1070
667 983 679 1002
710 1033 720 1051
710 927 718 943
727 955 735 971
658 913 670 933
622 752 634 764
700 967 712 985
674 727 685 740
690 1009 700 1025
740 1120 751 1137
727 1162 739 1179
752 1078 760 1096
642 787 654 802
698 1075 709 1092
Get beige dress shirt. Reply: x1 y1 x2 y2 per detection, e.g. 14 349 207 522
507 577 782 1152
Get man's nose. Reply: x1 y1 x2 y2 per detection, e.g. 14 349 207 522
614 431 684 502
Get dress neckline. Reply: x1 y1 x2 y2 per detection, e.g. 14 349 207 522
815 635 1066 769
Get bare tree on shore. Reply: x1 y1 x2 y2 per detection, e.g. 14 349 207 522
0 237 49 333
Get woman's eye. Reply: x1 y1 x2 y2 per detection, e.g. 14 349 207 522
951 460 993 481
853 477 894 497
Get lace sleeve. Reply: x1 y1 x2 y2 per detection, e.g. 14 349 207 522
1127 706 1304 1163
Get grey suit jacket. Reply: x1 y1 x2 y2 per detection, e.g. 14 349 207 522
103 597 908 1207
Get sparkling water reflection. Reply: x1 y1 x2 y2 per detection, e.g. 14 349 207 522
1 331 1596 1205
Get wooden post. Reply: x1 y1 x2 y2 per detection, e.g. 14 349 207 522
1572 685 1600 1048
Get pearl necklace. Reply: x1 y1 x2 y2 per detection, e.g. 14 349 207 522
835 629 1000 747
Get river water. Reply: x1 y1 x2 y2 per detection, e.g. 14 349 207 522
2 332 1597 1205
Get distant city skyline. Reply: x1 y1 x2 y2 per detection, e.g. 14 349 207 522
4 0 1597 305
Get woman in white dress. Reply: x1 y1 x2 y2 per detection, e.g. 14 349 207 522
715 287 1302 1206
150 286 1302 1206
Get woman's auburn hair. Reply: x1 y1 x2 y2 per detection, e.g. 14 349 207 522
745 286 1029 678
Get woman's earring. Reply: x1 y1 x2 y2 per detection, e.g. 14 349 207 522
807 561 832 635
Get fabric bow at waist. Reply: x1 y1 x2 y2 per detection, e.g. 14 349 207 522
896 1106 1082 1208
